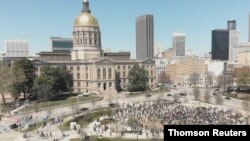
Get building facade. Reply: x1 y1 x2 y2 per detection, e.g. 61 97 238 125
229 30 240 63
172 32 186 56
33 0 156 94
237 51 250 66
165 56 208 86
136 14 154 60
5 39 29 57
104 52 130 61
154 44 164 59
212 29 229 60
51 37 73 53
227 20 236 30
162 48 175 60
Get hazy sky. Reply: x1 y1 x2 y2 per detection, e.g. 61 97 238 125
1 0 250 57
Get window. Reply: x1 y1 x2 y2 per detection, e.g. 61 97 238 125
123 72 126 77
86 67 88 71
97 68 101 79
123 66 126 69
103 68 106 79
70 67 73 71
109 82 112 87
77 67 80 71
77 73 80 79
108 68 112 79
86 73 88 79
123 79 126 84
128 66 131 70
150 71 153 76
151 79 153 83
98 83 101 88
86 82 88 87
117 66 120 70
77 82 81 87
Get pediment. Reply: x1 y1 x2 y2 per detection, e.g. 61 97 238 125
141 58 155 64
95 58 115 65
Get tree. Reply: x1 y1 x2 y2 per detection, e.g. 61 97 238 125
217 75 233 90
128 65 149 92
158 71 171 84
215 94 224 105
204 89 211 103
235 67 250 87
193 87 200 101
12 58 36 99
0 63 24 106
115 71 122 92
0 63 13 106
32 66 73 100
205 72 214 88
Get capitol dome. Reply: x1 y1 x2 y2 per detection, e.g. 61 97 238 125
74 0 99 27
74 12 99 27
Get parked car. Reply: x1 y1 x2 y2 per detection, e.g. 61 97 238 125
179 93 186 96
9 123 18 129
225 97 231 100
167 94 172 97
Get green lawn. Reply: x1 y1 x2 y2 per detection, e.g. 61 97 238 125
19 96 102 114
58 108 113 131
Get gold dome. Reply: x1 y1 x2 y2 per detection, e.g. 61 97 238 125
74 12 99 27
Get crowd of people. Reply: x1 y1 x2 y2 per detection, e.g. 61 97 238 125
114 101 246 129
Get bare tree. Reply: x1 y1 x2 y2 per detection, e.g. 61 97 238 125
205 72 214 88
215 94 224 105
204 89 211 103
242 100 250 112
217 75 233 91
193 87 200 101
0 63 24 106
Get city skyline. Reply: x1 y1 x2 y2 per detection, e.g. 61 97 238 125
1 0 250 57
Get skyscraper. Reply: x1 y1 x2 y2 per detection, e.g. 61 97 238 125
228 30 240 63
211 29 229 60
172 32 186 56
249 13 250 42
136 14 154 60
5 39 29 57
227 20 236 30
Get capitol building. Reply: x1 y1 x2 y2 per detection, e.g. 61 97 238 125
33 0 156 94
